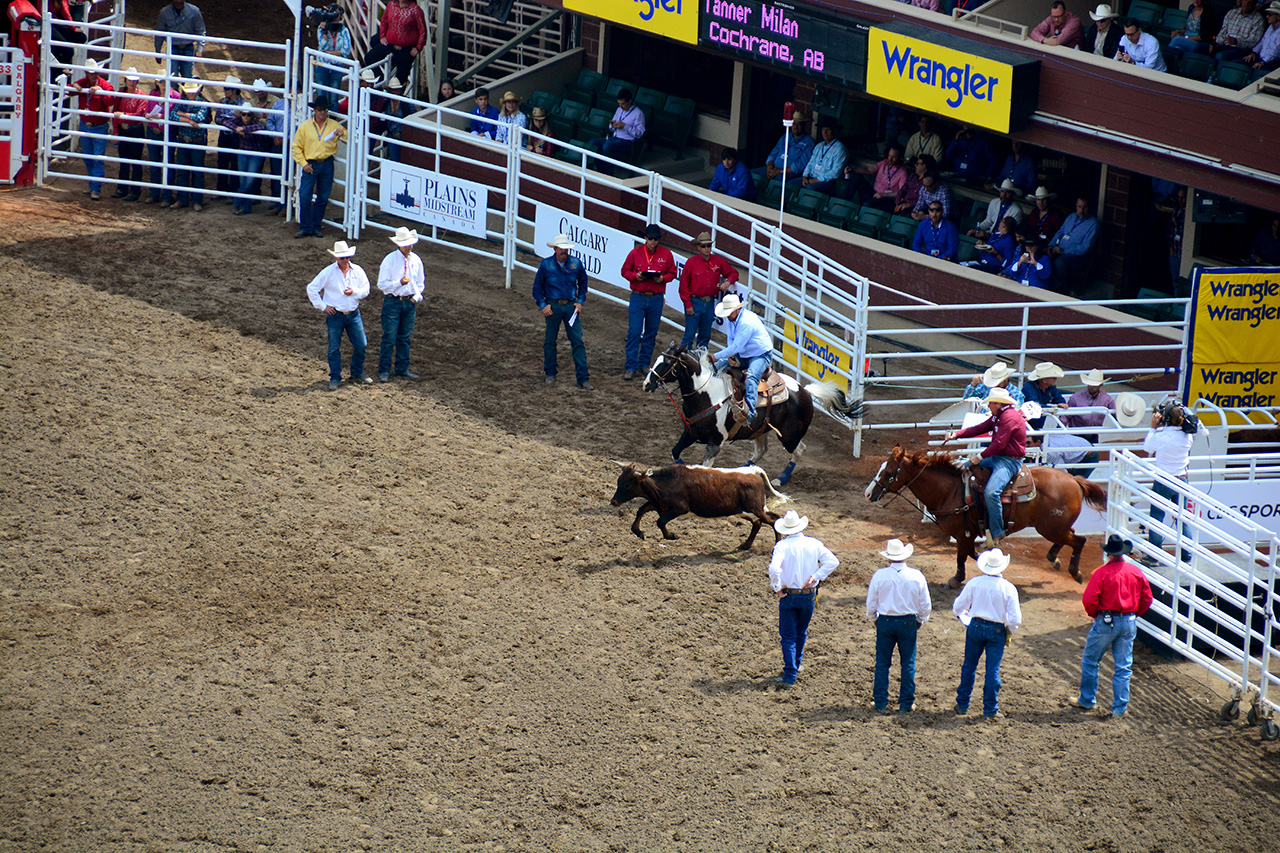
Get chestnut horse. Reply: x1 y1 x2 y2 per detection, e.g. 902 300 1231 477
865 446 1108 588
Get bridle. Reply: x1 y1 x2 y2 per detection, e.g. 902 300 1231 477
649 351 725 428
871 456 967 520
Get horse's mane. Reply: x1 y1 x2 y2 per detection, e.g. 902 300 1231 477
901 449 962 471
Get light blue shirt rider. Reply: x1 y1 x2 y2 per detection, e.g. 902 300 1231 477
713 297 774 420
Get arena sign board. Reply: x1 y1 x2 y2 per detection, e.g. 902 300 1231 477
781 313 854 383
1185 266 1280 408
380 163 488 239
865 22 1040 134
564 0 699 45
1196 480 1280 541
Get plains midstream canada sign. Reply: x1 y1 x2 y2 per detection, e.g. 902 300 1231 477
380 163 488 239
1184 266 1280 408
865 22 1040 134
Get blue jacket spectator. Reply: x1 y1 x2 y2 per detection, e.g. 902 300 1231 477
469 88 500 138
1004 242 1052 288
913 204 960 261
754 116 816 183
709 147 756 200
994 141 1037 195
945 128 996 183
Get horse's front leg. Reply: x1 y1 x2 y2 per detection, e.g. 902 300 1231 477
701 440 723 467
746 435 768 465
631 501 657 539
671 431 697 464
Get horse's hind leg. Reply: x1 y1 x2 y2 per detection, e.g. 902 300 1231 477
1047 543 1064 572
702 440 723 467
1065 531 1087 583
775 439 807 487
746 435 768 465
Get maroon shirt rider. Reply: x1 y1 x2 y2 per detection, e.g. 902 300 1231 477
944 387 1027 544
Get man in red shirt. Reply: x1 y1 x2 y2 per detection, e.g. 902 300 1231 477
678 231 739 351
841 143 908 211
70 58 116 200
944 386 1027 546
621 224 676 380
1071 534 1153 717
362 0 427 87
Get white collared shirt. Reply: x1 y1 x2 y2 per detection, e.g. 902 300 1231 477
1143 426 1193 476
377 249 425 300
953 574 1022 633
866 562 932 622
768 533 839 592
306 261 370 312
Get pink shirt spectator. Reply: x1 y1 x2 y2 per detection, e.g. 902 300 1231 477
873 158 909 197
1031 11 1085 48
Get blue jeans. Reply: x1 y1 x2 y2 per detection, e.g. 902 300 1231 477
680 297 717 350
1149 477 1191 563
1167 37 1210 54
314 63 346 99
956 618 1007 716
543 302 589 385
378 297 417 376
235 152 266 212
625 292 666 372
873 615 920 711
79 121 108 193
1079 613 1138 716
325 310 368 382
298 157 335 235
979 455 1021 539
778 592 816 684
169 43 196 78
172 144 205 204
714 352 771 418
146 130 173 202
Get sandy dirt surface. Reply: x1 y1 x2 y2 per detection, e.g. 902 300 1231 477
1 181 1278 852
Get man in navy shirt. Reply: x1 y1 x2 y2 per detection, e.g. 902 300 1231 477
469 87 499 139
709 147 756 201
912 201 959 261
533 234 592 390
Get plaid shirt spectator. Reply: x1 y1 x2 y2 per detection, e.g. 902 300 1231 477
913 180 954 220
1217 6 1266 49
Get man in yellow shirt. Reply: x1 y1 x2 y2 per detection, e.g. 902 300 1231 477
290 95 346 238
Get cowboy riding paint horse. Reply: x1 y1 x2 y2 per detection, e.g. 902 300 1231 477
644 343 861 486
865 446 1108 588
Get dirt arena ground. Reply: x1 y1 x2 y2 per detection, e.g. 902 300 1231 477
1 179 1278 852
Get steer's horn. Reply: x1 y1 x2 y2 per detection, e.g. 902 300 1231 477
611 459 630 469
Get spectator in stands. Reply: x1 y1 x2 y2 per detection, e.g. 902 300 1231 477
621 225 677 382
679 232 739 350
1004 237 1052 288
1048 197 1099 294
1251 216 1280 264
801 117 847 195
911 172 954 222
363 0 427 86
1083 4 1123 57
469 87 499 138
1062 368 1116 442
945 126 996 184
49 1 88 76
290 95 347 237
967 216 1020 275
590 88 645 175
904 114 944 163
844 143 907 210
214 75 248 198
1211 0 1266 63
994 140 1036 196
229 86 269 215
526 107 555 156
1116 19 1168 71
168 79 209 212
1167 186 1187 283
314 13 353 97
894 154 933 215
71 58 115 201
709 148 757 201
912 201 959 261
1032 1 1085 48
437 78 456 103
1018 186 1065 244
264 85 286 214
1168 0 1221 55
111 68 147 202
963 362 1026 404
144 74 177 207
1242 3 1280 71
155 1 206 79
494 91 527 144
753 111 814 186
969 180 1024 240
1021 362 1067 430
908 0 942 10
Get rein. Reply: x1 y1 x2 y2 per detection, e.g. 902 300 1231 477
653 353 726 430
877 463 969 521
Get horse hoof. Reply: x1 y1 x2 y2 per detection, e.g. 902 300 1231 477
770 478 782 488
1052 559 1062 572
947 577 962 590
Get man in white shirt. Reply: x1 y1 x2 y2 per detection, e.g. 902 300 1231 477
1141 402 1197 565
306 240 372 391
376 226 426 383
1033 432 1100 477
1115 18 1168 71
969 180 1025 241
952 549 1023 719
768 511 839 687
712 294 774 421
866 538 932 713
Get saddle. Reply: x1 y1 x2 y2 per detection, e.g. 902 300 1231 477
965 463 1036 529
724 365 788 435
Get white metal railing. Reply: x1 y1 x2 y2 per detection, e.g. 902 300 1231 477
1109 450 1280 737
435 0 570 92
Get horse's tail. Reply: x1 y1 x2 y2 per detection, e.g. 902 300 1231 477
1075 476 1108 512
805 382 866 420
747 464 792 511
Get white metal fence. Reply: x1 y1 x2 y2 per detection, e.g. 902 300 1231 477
1109 450 1280 739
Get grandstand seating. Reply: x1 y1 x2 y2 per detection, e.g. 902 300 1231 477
603 78 636 102
563 69 606 108
817 198 860 230
789 188 830 220
1214 62 1253 89
1179 52 1214 83
652 95 696 157
848 207 890 238
881 215 920 248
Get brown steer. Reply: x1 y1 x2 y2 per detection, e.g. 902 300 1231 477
610 463 791 550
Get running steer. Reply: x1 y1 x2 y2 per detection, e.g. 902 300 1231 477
609 462 791 550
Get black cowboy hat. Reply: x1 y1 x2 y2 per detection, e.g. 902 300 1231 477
1103 534 1132 556
308 96 331 111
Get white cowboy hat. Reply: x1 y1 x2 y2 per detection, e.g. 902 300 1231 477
774 510 809 536
327 240 357 258
1090 4 1116 21
84 58 101 72
1031 186 1056 200
252 78 270 91
387 76 404 89
359 68 377 84
982 362 1015 388
880 538 914 561
224 74 242 87
997 179 1023 196
978 548 1011 575
546 234 573 250
1081 368 1108 386
1020 401 1042 422
715 293 747 318
122 67 141 81
1115 392 1147 427
179 79 202 93
1027 361 1065 381
987 387 1017 406
390 227 419 247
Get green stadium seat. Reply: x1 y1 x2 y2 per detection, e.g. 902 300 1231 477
563 69 606 108
848 207 890 238
603 78 636 102
789 188 830 220
1213 61 1253 89
1179 51 1214 82
818 197 859 229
